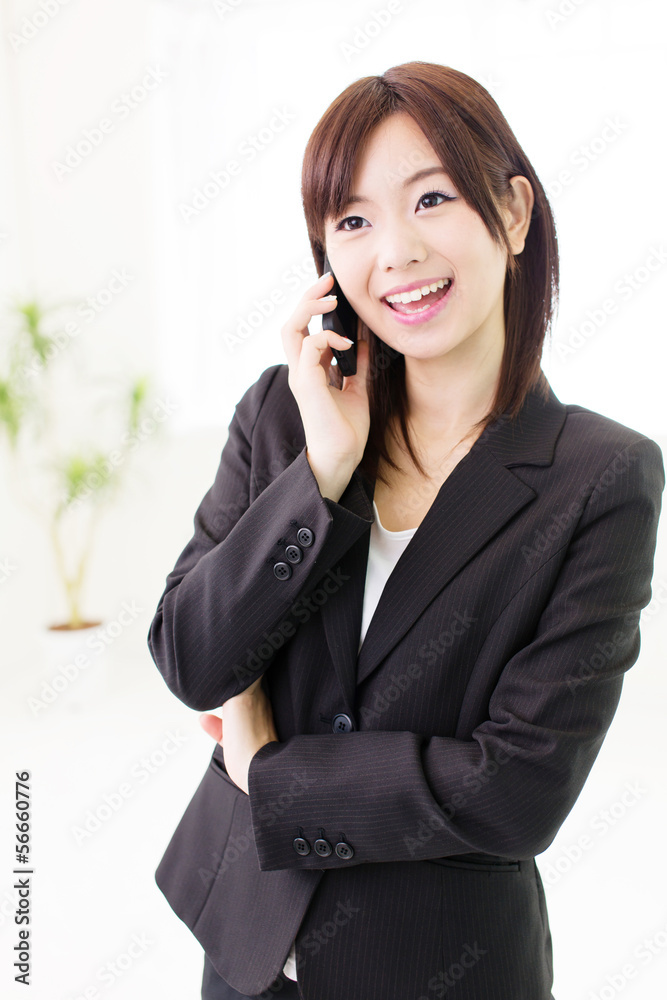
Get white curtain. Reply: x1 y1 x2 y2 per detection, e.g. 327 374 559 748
147 0 324 430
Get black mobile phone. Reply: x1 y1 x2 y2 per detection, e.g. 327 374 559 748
321 252 358 377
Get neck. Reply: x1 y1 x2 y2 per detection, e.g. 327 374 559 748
401 328 504 444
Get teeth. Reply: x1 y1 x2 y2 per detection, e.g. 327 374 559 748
385 278 451 304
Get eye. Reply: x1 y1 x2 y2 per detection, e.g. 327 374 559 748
418 190 456 210
333 189 456 232
333 214 368 233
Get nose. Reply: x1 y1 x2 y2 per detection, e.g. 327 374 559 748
376 219 428 273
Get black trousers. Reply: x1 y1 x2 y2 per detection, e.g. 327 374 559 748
201 953 302 1000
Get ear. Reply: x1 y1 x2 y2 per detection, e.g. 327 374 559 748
502 176 534 255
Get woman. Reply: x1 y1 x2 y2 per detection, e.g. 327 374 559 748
148 62 664 1000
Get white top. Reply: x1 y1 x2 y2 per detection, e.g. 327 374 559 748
281 500 417 981
358 499 418 653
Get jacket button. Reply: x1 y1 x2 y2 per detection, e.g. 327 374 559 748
335 840 354 860
273 562 292 580
296 527 314 547
332 713 354 733
293 836 311 856
285 544 303 564
314 837 333 857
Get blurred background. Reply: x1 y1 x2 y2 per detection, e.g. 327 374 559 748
1 0 666 997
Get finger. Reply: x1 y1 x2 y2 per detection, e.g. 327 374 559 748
199 713 223 743
304 270 334 299
282 300 342 372
281 272 336 367
296 329 354 378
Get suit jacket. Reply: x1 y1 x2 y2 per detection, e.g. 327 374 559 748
147 362 664 1000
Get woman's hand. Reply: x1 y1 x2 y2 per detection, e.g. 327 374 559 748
281 270 371 491
199 676 279 795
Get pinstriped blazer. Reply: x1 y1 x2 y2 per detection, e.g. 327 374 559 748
147 362 664 1000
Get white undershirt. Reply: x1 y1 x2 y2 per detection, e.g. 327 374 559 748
357 498 418 653
281 500 418 981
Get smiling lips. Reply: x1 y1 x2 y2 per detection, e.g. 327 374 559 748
382 277 453 323
383 277 452 307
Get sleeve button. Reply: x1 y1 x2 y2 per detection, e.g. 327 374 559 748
273 562 292 580
332 713 355 733
296 527 314 547
335 841 354 860
285 544 303 564
314 837 333 857
293 836 311 856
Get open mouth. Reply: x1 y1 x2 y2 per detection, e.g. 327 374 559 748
382 278 453 321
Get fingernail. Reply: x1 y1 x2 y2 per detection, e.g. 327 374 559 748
321 271 332 278
321 294 337 300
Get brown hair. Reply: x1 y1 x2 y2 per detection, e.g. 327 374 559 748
300 61 559 486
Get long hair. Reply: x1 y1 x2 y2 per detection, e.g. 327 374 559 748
300 61 559 486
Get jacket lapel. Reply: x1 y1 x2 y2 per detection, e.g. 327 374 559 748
320 376 568 699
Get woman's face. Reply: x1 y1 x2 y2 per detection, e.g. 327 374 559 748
323 112 529 371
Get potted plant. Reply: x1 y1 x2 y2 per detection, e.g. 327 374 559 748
0 296 156 706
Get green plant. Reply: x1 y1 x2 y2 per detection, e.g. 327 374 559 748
0 296 155 629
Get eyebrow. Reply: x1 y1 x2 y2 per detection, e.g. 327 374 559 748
343 166 451 208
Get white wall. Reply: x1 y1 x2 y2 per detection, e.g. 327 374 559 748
1 1 666 998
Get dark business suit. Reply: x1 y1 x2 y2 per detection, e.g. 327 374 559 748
147 362 664 1000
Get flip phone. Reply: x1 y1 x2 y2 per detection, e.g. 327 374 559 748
321 252 358 377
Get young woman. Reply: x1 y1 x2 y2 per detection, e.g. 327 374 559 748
148 62 664 1000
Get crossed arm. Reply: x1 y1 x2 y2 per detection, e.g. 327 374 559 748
148 365 665 870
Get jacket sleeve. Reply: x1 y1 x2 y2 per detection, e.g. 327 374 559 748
146 363 374 711
247 435 665 870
